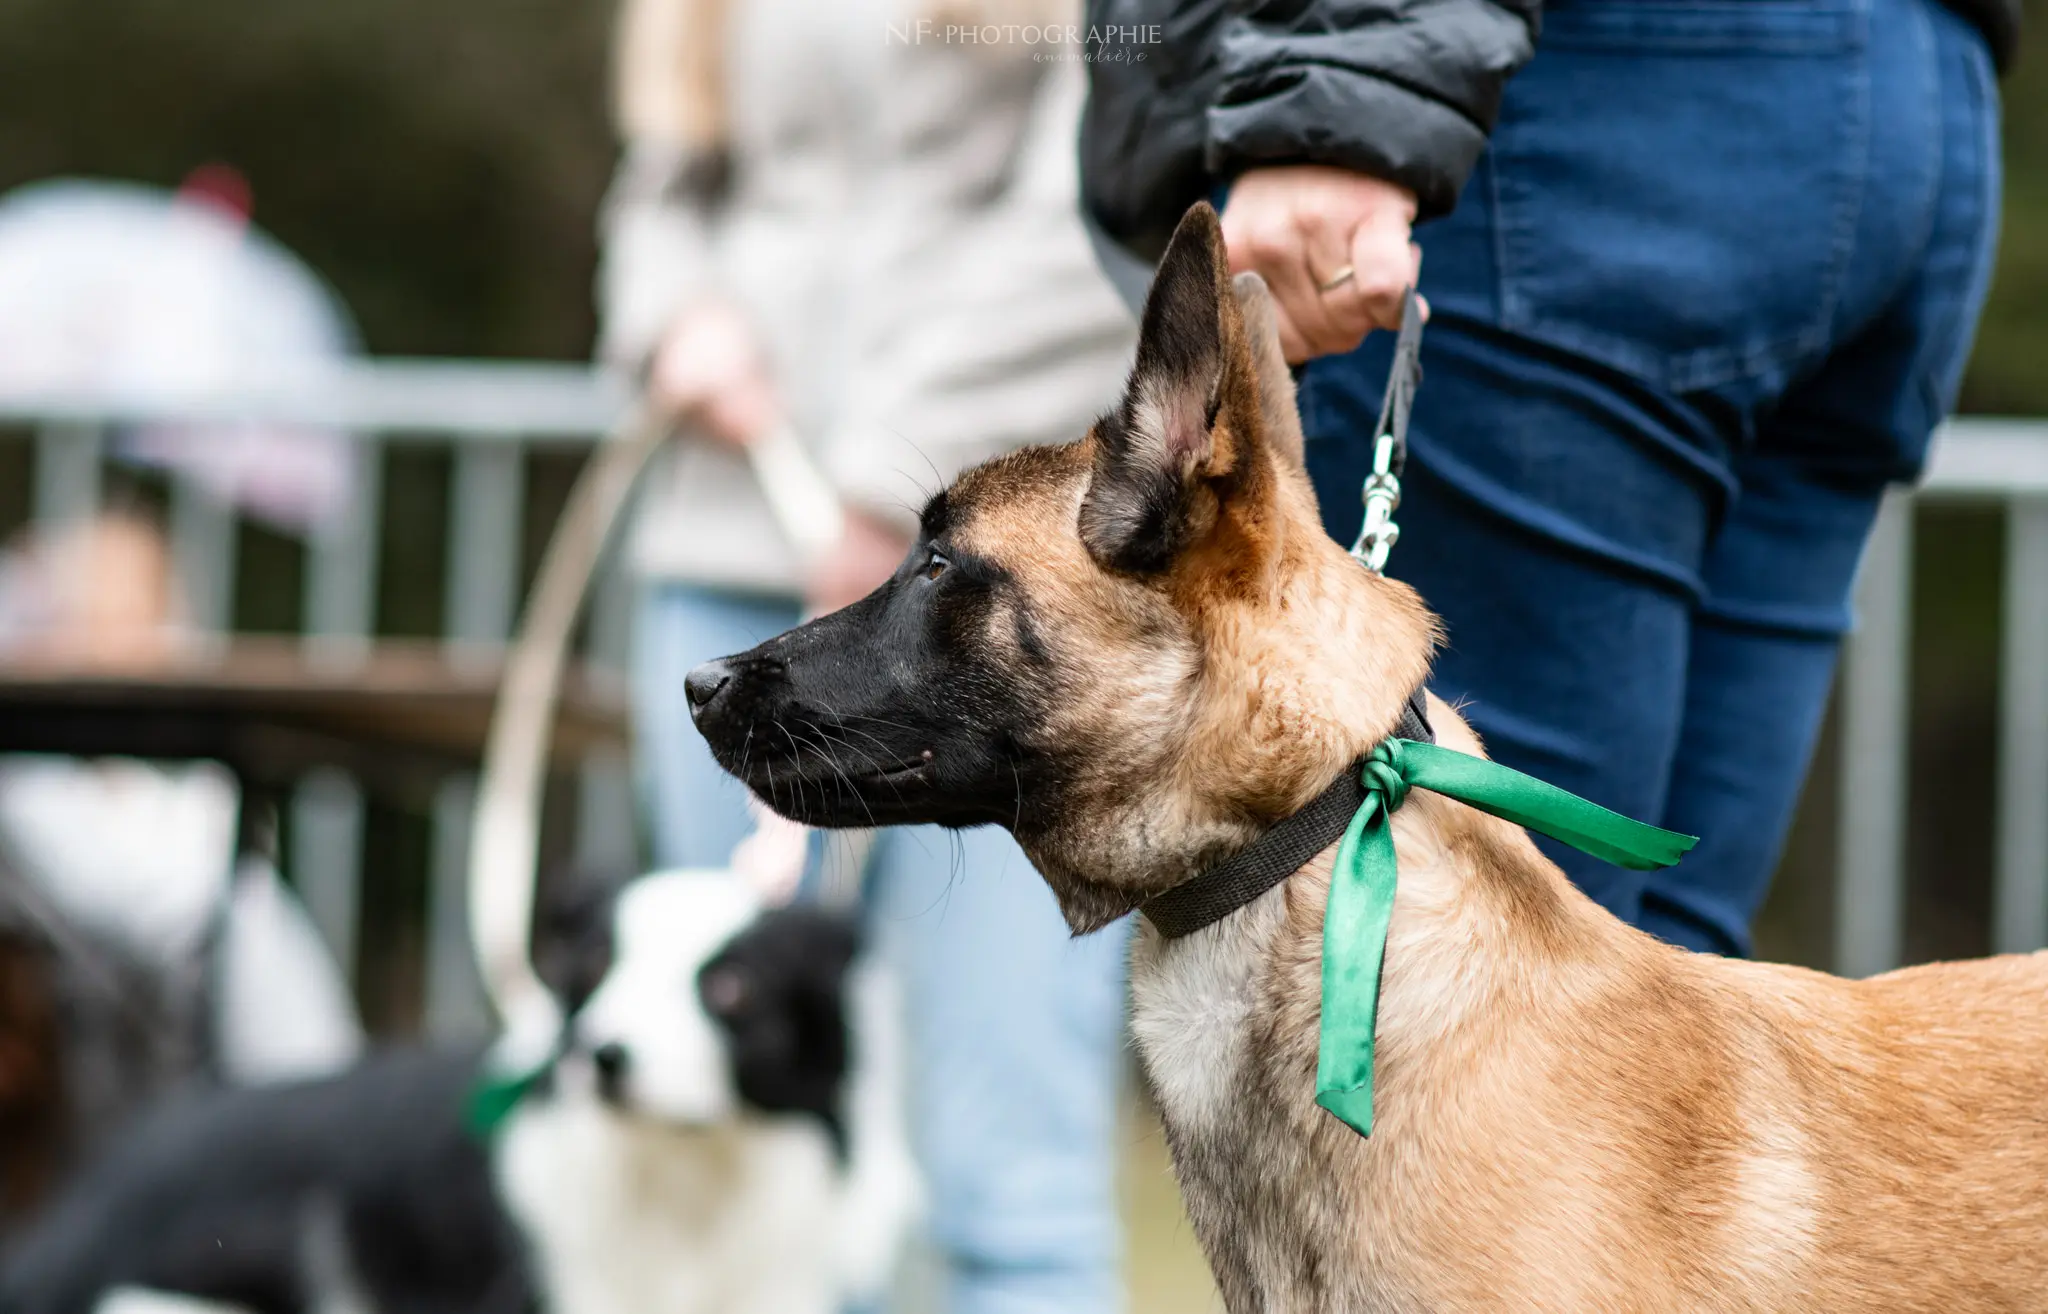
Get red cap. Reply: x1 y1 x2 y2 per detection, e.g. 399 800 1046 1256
174 163 253 228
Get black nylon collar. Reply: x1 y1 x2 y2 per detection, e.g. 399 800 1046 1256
1139 689 1434 940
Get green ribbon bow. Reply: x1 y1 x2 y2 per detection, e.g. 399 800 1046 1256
1314 738 1698 1137
465 1062 547 1139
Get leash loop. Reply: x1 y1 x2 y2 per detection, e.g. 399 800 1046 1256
1348 286 1424 575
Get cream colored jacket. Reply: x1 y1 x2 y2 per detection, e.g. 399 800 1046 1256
601 0 1136 594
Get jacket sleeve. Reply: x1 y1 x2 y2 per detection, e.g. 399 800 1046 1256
1205 0 1542 222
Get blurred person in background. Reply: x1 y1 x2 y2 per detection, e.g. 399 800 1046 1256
1080 0 2008 957
0 171 366 1222
0 170 356 538
598 1 1136 1311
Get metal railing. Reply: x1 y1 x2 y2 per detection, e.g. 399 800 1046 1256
1838 424 2048 974
2 361 636 1038
2 363 2045 1011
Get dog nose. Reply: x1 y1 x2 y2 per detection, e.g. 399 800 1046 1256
685 659 735 718
591 1042 629 1099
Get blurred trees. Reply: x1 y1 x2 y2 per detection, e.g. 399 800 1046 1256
1967 2 2048 413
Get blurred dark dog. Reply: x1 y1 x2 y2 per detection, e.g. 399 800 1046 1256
0 870 917 1314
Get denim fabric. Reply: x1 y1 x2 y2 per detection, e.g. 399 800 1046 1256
633 584 1129 1314
1301 0 2000 955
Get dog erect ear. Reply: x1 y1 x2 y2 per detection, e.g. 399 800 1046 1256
1230 271 1306 467
1080 203 1293 574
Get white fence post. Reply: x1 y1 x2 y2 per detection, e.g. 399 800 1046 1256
292 439 384 989
445 441 525 660
168 474 238 636
426 439 526 1039
1836 492 1914 978
293 768 366 983
305 440 385 662
1994 499 2048 954
32 422 102 531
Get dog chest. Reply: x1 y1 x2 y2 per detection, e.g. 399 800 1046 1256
495 1095 842 1314
1128 915 1266 1136
1130 897 1423 1313
1130 901 1325 1302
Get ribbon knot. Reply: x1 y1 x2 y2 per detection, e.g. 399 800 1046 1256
1314 738 1697 1139
1359 741 1410 815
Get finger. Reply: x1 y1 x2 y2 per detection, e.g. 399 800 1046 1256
1233 214 1327 363
1360 242 1432 328
1409 243 1430 323
1340 217 1414 333
1292 208 1360 356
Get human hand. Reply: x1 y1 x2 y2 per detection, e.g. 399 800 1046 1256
806 508 914 616
648 302 782 448
1219 165 1428 364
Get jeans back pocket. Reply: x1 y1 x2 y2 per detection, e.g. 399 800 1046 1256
1469 0 1870 394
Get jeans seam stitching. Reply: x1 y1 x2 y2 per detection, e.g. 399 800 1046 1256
1804 0 1873 370
1913 32 2002 423
1486 152 1514 325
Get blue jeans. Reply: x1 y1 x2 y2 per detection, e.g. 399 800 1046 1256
634 584 1128 1314
1302 0 2000 956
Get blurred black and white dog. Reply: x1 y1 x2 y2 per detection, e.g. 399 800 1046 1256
0 871 920 1314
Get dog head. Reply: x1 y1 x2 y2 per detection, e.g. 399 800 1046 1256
566 873 859 1145
688 202 1438 932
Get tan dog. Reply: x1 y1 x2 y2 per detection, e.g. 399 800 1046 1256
686 202 2048 1312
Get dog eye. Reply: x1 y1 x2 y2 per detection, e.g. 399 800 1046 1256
921 551 950 582
701 968 748 1016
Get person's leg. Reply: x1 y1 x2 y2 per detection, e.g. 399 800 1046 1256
630 582 803 870
1647 0 2003 954
865 824 1127 1314
1297 0 1878 932
1641 455 1882 953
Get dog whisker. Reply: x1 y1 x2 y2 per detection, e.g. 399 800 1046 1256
790 726 885 830
811 734 909 816
816 717 912 764
774 725 820 820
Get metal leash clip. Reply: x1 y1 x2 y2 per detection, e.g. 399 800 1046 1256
1348 285 1424 575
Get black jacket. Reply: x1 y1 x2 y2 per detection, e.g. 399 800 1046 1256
1081 0 2018 264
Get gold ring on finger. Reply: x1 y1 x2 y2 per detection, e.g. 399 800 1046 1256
1317 265 1356 294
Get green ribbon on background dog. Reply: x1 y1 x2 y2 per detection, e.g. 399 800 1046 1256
1315 739 1698 1138
466 1062 547 1139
